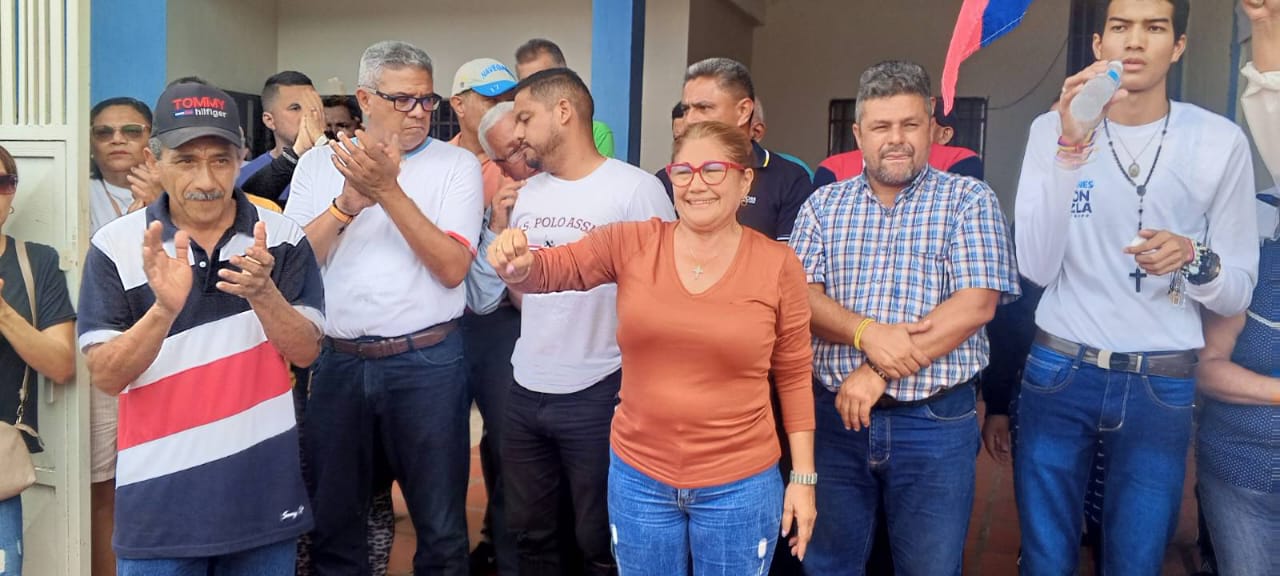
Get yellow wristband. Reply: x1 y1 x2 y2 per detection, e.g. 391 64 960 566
854 318 875 351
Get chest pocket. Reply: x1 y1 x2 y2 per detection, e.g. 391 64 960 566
891 220 951 314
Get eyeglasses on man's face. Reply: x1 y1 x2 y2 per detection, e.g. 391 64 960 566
371 90 442 113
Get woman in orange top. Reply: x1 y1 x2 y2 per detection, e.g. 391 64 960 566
488 122 816 574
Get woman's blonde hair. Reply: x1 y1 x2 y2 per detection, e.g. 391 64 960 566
672 121 753 167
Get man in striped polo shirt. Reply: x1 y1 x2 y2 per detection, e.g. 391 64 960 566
78 81 324 575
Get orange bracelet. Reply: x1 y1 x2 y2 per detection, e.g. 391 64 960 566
328 199 355 225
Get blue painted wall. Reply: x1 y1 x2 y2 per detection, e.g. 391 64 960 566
91 0 167 110
591 0 646 164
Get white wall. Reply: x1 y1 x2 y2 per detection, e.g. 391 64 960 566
167 0 279 93
275 0 593 96
274 0 688 172
751 0 1068 208
1180 0 1234 117
641 0 693 172
688 0 756 67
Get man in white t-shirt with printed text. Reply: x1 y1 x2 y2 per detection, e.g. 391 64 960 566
492 67 674 576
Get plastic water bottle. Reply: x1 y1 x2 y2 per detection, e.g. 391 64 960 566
1069 61 1123 123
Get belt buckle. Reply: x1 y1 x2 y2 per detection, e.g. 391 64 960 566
1095 349 1113 371
1095 349 1135 372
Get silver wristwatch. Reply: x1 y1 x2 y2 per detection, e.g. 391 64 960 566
789 471 818 486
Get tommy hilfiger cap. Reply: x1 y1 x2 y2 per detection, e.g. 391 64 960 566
153 82 243 149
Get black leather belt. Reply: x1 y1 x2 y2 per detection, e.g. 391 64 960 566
874 377 976 410
327 321 458 360
1034 330 1197 379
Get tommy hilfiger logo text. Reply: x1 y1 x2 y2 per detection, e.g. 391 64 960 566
172 96 228 118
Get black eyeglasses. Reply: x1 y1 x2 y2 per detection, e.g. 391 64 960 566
371 90 442 113
91 123 149 142
0 175 17 195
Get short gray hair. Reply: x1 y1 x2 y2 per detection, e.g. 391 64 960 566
150 136 241 160
752 98 765 124
478 101 514 159
855 60 932 122
357 41 433 89
684 57 754 100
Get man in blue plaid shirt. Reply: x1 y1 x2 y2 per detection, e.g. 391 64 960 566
788 60 1019 575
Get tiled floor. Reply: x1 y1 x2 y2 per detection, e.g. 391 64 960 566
388 403 1206 575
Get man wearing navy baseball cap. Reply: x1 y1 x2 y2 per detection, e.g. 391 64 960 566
78 79 325 575
152 82 245 150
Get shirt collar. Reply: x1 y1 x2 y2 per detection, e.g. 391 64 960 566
449 134 491 166
854 164 936 206
146 189 259 244
403 137 433 160
752 141 771 169
352 135 433 162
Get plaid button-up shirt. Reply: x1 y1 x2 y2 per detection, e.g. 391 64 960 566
789 166 1019 401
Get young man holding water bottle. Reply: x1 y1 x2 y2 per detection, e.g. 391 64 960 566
1012 0 1258 573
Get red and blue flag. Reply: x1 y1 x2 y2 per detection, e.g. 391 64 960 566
941 0 1036 113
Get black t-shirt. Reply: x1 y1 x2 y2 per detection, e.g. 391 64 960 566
0 236 77 452
657 141 815 241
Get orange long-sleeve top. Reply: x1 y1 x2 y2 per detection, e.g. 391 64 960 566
512 218 815 488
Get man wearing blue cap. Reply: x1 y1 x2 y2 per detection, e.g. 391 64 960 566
449 58 519 206
450 57 523 575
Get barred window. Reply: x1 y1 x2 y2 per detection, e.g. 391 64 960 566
827 97 989 159
227 91 460 158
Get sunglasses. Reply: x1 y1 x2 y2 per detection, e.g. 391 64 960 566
0 175 16 195
91 123 149 142
371 90 442 113
665 161 747 187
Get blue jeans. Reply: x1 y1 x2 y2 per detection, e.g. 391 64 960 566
1014 343 1194 576
305 330 470 576
117 538 295 576
804 382 979 576
608 451 782 575
1196 467 1279 576
0 495 20 575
